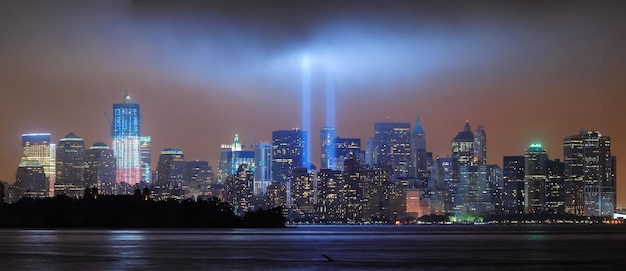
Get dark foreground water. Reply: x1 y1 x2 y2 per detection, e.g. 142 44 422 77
1 224 625 270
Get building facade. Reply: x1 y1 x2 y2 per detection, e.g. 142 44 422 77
112 93 141 186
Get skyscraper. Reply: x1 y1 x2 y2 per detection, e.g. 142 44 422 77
524 143 548 214
140 136 152 185
254 141 272 195
473 125 487 166
84 142 116 195
271 129 307 184
334 137 361 170
55 132 85 197
112 93 141 186
502 156 525 215
564 130 616 216
155 147 185 199
410 115 427 178
13 160 47 200
320 126 336 170
373 122 411 177
452 121 475 172
21 133 55 196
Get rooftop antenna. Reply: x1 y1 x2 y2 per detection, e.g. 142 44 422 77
124 91 130 103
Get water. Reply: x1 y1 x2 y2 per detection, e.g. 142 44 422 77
0 225 625 270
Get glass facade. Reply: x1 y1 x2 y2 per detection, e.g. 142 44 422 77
112 95 141 186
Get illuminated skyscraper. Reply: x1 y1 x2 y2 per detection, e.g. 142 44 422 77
452 121 475 173
21 133 55 196
13 160 47 201
524 143 548 214
84 142 116 195
320 127 336 170
502 156 525 215
55 132 85 197
217 134 255 183
564 130 616 216
272 129 307 184
112 93 141 187
373 122 411 177
334 137 361 170
155 148 185 199
254 141 272 195
140 136 152 184
410 115 427 178
473 125 487 166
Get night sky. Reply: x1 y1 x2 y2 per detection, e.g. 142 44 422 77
1 1 625 205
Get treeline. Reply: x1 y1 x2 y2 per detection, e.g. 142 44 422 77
0 195 285 228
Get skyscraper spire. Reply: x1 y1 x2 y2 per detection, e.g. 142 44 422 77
463 120 471 132
124 91 130 103
413 115 425 134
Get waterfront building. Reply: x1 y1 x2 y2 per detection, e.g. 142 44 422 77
524 144 548 214
502 156 525 215
84 142 116 195
112 93 141 186
55 132 85 197
20 133 55 196
564 130 616 216
12 160 47 201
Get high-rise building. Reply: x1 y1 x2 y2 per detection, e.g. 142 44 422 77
410 115 427 178
473 125 487 166
564 130 616 216
12 160 47 201
546 159 565 214
365 137 375 166
140 136 152 185
112 93 141 186
452 121 475 177
524 143 548 214
184 160 213 199
320 127 336 170
271 129 307 184
55 133 86 197
334 137 361 170
456 165 502 217
21 133 55 196
254 142 272 195
373 122 411 177
502 156 525 215
84 142 116 195
217 134 255 183
226 164 255 216
155 148 185 199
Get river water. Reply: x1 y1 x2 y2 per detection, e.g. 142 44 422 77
0 224 624 270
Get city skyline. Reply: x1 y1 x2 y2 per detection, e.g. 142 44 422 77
1 1 625 206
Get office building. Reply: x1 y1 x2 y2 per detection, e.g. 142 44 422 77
564 130 616 216
20 133 55 196
524 144 548 214
140 136 152 184
112 93 141 186
272 129 308 184
373 122 411 177
320 126 336 170
254 142 272 195
84 142 116 195
55 132 85 197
